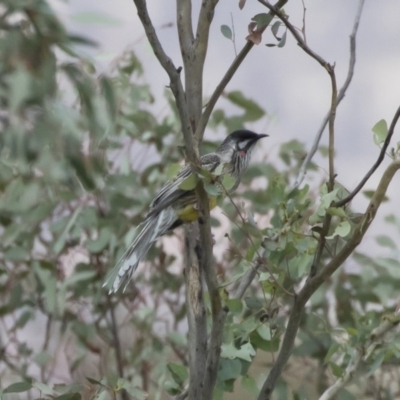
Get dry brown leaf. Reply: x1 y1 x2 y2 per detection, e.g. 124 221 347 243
246 22 263 45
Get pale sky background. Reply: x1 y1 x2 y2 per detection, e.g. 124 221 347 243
50 0 400 250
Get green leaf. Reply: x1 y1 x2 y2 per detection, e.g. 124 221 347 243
33 381 54 395
214 163 224 176
252 13 273 29
86 228 111 253
250 331 280 352
367 351 385 376
329 361 344 378
324 342 340 363
326 221 351 239
225 298 243 314
271 21 280 38
119 380 147 399
166 163 181 179
167 332 187 346
164 380 180 395
320 188 339 211
221 25 233 40
167 363 188 385
34 351 51 367
53 206 83 254
100 76 117 121
363 190 389 202
86 377 106 386
203 181 221 197
4 381 32 393
257 324 271 341
241 375 258 394
54 394 82 400
71 12 120 26
222 174 236 191
372 119 388 145
244 296 263 310
277 30 287 48
326 207 348 218
8 66 32 112
63 271 97 287
376 235 397 249
221 342 256 362
218 358 242 381
225 91 265 121
179 174 197 190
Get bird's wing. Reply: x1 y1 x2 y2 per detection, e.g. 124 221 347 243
146 153 221 217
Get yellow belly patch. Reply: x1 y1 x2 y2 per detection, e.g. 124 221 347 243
178 197 218 222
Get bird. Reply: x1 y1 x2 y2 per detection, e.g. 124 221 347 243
105 129 268 293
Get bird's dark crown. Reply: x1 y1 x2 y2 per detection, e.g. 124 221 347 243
229 129 261 141
225 129 268 141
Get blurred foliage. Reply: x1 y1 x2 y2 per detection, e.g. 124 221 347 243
1 1 400 400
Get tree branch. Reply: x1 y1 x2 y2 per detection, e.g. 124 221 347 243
292 0 366 189
195 0 288 141
257 158 400 399
132 3 214 398
319 314 400 400
232 260 263 299
132 0 198 162
183 225 208 400
194 184 227 399
176 0 194 51
335 104 400 207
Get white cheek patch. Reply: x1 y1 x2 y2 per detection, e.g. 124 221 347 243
238 140 249 150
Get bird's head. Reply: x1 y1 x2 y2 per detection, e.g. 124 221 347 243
217 129 268 161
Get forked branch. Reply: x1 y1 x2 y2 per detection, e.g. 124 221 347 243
257 157 400 399
335 104 400 207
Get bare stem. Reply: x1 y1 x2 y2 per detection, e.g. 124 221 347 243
293 0 366 189
327 67 337 191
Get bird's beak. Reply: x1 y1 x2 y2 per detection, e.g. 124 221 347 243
245 133 269 150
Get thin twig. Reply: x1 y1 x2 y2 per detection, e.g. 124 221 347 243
301 0 307 44
319 315 400 400
195 0 288 141
335 104 400 207
293 0 366 189
308 212 332 278
259 0 328 67
232 260 263 299
107 296 129 400
327 67 337 191
230 13 237 57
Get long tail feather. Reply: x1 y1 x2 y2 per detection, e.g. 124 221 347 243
107 208 176 293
